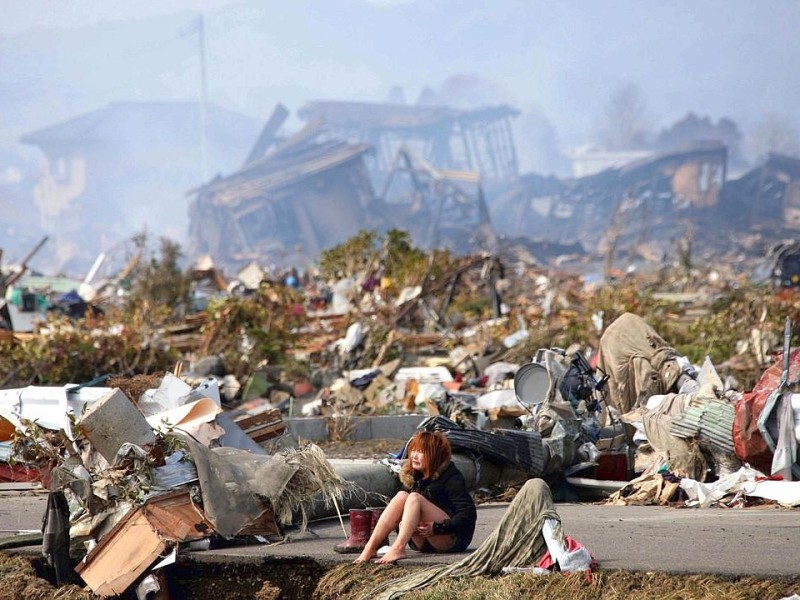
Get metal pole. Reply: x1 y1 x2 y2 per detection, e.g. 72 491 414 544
198 14 209 181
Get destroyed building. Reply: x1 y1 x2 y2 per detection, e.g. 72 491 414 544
188 131 375 265
491 142 729 262
722 152 800 231
297 100 521 187
375 148 497 255
20 101 260 273
155 96 800 275
188 104 502 269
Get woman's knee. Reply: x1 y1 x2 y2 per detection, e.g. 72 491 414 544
404 493 427 513
387 491 409 510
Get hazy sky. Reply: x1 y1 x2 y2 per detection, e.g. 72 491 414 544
2 1 799 160
2 0 799 274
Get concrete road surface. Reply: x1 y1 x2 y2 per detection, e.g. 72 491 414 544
2 489 799 577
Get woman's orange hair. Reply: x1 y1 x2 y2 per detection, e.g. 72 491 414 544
405 431 452 479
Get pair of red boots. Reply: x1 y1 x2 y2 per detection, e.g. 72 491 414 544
333 507 388 554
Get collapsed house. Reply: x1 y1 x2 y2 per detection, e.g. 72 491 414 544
188 127 375 264
297 100 521 187
722 152 800 232
188 104 502 269
376 148 497 254
20 101 261 274
188 109 800 276
491 142 729 261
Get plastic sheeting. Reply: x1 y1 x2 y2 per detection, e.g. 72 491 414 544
681 465 800 507
734 349 800 473
181 434 298 537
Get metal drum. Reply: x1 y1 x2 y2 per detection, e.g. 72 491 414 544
513 362 551 409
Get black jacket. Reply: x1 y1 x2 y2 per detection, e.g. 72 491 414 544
409 461 477 551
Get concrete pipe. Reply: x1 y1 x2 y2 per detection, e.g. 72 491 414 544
308 454 527 521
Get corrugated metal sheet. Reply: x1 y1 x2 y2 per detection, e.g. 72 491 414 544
670 399 735 453
150 461 199 490
422 416 545 476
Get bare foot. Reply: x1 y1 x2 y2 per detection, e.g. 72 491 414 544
373 547 407 564
353 550 375 564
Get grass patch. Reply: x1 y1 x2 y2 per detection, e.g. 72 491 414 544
316 565 800 600
315 563 417 599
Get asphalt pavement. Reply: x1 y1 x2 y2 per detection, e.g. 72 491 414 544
2 490 799 578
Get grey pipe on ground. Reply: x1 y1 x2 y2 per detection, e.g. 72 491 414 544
308 454 527 521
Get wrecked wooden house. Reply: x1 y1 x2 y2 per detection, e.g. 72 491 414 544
490 142 728 261
297 100 521 187
188 121 376 266
188 104 503 268
376 147 497 254
20 101 261 274
722 153 800 232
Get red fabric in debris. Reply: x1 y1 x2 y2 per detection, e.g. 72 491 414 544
733 348 800 473
595 453 628 481
535 535 596 572
0 461 51 486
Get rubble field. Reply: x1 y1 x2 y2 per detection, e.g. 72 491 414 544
3 230 800 598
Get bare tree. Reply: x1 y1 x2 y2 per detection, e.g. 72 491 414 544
597 83 653 150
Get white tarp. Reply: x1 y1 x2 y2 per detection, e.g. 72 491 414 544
681 465 800 507
0 385 111 440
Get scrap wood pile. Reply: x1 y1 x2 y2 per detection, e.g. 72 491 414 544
0 374 352 598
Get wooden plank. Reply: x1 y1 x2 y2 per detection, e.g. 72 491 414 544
248 424 286 443
234 408 281 429
76 509 167 597
243 103 290 167
143 490 214 541
238 507 280 537
76 490 214 597
235 409 286 443
235 410 283 430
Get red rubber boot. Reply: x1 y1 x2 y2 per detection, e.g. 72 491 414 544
333 509 372 554
369 507 390 549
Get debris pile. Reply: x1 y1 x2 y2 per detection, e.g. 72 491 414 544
0 374 351 597
2 225 800 595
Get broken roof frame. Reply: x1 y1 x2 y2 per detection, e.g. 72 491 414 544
298 100 521 184
378 146 498 253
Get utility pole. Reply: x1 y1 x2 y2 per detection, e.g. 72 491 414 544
198 14 209 181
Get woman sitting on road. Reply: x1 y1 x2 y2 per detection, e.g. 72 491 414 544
355 430 477 564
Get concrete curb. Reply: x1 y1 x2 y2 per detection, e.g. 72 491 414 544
286 415 427 441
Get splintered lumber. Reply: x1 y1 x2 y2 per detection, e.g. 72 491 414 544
76 490 214 597
234 408 286 443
